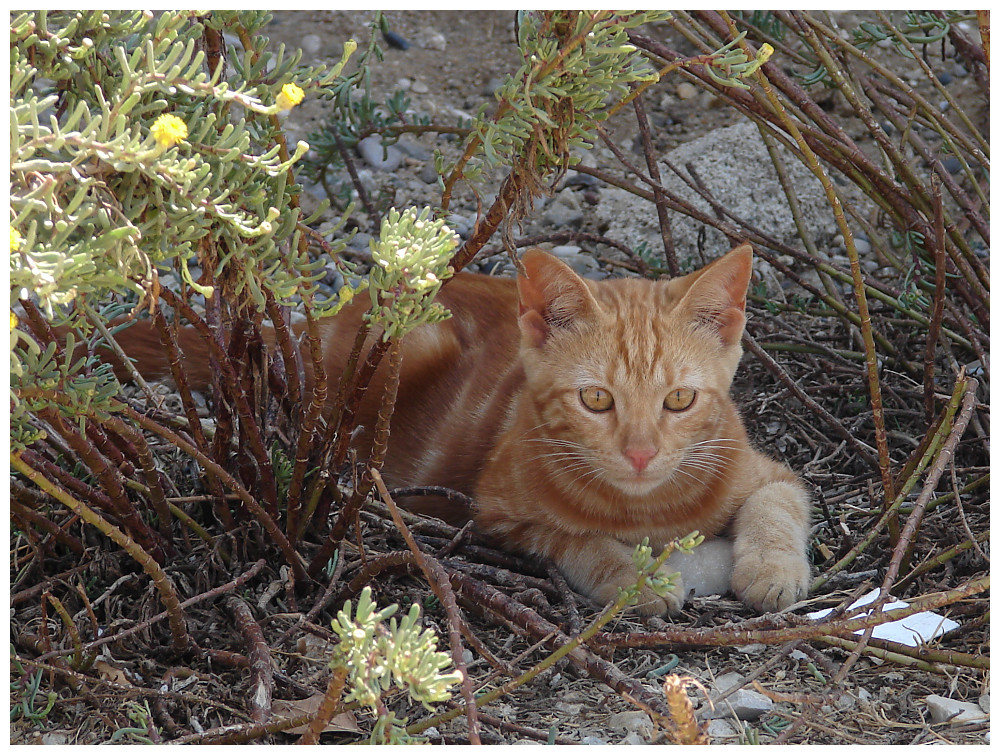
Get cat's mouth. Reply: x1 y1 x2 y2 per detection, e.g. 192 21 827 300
609 468 673 496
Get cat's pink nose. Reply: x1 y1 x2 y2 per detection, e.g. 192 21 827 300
624 447 657 473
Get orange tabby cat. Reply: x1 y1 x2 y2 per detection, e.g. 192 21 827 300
88 242 811 616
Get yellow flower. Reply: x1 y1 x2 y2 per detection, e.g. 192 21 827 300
757 43 774 65
11 311 18 330
150 113 188 148
276 82 305 111
10 227 22 251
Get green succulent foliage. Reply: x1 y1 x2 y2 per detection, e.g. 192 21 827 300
622 532 704 604
367 206 459 340
9 10 362 441
10 332 120 452
9 9 361 313
479 11 671 174
330 586 463 735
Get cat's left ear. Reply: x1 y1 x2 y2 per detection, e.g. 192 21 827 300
679 243 753 347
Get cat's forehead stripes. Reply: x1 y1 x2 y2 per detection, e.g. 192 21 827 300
588 278 703 390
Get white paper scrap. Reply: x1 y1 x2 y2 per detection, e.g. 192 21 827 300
807 588 959 647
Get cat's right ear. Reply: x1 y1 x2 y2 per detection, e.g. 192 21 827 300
517 249 596 348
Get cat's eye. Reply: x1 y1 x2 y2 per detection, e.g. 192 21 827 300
580 386 614 412
664 388 696 412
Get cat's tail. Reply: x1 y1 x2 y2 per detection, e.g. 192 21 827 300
56 317 217 391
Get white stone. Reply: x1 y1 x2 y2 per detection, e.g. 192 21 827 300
550 244 582 258
925 695 988 725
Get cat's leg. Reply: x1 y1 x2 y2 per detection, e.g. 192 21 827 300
730 475 811 612
553 533 686 617
664 537 734 599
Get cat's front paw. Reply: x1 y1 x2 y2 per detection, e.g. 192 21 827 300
732 549 809 612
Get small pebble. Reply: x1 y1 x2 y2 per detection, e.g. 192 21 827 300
550 244 582 258
414 27 447 51
942 156 962 174
483 76 506 96
607 710 653 737
581 736 608 746
357 135 403 172
410 79 429 94
936 71 953 85
382 30 410 50
300 34 321 56
706 719 740 740
676 82 698 100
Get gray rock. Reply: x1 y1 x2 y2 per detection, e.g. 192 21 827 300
712 672 745 693
300 34 322 56
704 688 773 722
725 689 774 721
357 135 403 172
581 736 608 745
447 213 473 238
925 694 988 725
410 79 430 94
706 718 741 740
483 76 506 96
607 710 653 738
595 120 872 260
544 192 584 228
395 139 432 161
419 162 440 184
563 254 599 276
550 244 582 258
347 232 373 252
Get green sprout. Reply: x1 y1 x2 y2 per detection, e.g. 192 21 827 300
330 586 463 720
367 207 459 340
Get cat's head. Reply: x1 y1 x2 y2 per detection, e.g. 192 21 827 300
515 244 753 498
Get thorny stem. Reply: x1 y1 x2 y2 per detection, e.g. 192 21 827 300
720 11 897 514
285 308 328 546
308 337 402 578
593 574 988 650
11 452 191 653
811 376 970 592
297 666 350 745
409 540 686 735
120 404 309 584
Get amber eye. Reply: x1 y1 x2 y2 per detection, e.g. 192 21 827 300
664 388 696 412
580 386 614 412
